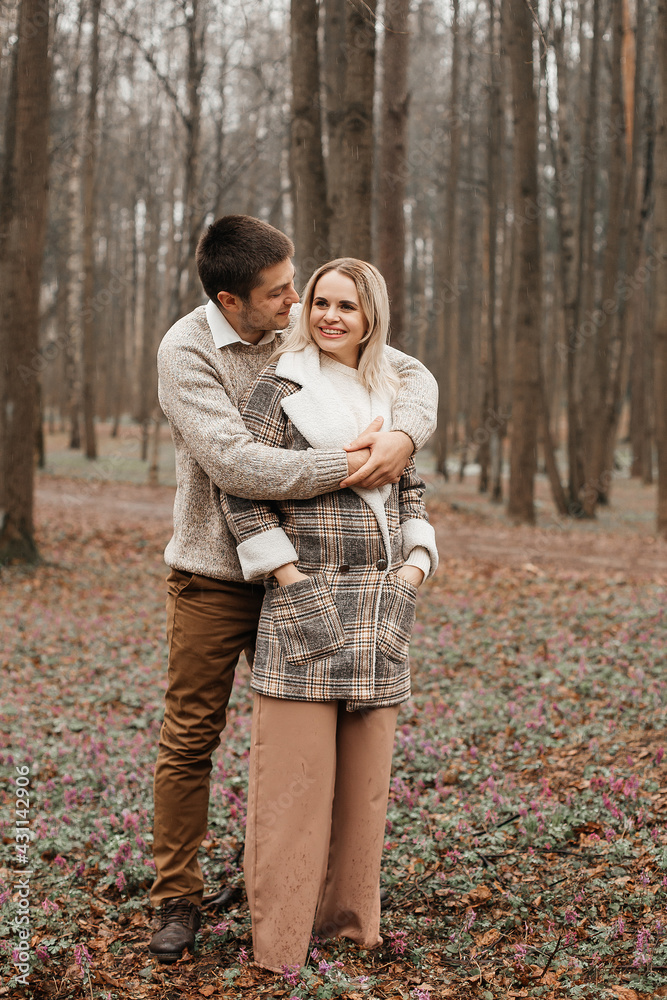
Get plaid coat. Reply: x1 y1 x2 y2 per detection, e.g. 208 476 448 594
221 346 438 711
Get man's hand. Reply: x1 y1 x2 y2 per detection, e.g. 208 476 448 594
341 420 414 489
396 565 425 588
273 563 309 587
346 447 372 477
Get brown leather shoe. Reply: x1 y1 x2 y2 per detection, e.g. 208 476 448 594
148 898 201 963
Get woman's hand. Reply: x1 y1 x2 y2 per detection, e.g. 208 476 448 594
396 565 425 588
273 563 309 587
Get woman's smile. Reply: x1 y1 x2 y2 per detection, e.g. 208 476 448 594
309 271 369 367
318 326 346 337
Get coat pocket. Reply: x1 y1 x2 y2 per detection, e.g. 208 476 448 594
267 572 345 666
376 573 417 663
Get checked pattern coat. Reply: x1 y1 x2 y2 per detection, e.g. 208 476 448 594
221 346 438 711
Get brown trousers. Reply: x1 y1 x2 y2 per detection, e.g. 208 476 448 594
246 694 399 972
151 569 265 905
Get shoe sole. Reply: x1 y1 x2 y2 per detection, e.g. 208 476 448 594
149 950 184 964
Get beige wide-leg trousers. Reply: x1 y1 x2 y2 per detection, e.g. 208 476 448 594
245 693 399 973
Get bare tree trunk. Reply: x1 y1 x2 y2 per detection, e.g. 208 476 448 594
456 35 481 485
148 414 161 486
623 0 652 480
323 0 347 259
378 0 410 350
485 0 502 500
81 0 101 460
434 0 462 476
492 27 514 503
0 0 50 564
212 38 228 221
655 0 667 537
581 0 627 515
540 366 569 516
338 0 377 260
290 0 330 288
505 0 541 524
601 29 650 489
139 173 161 461
408 194 428 361
60 1 86 449
639 282 654 484
176 0 205 317
570 0 602 511
550 0 581 515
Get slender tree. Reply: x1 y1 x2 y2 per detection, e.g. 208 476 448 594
0 0 50 563
434 0 462 476
655 0 667 537
378 0 410 350
482 0 503 500
568 0 602 511
337 0 377 260
505 0 542 524
323 0 347 259
581 0 626 514
81 0 101 459
290 0 329 287
178 0 206 316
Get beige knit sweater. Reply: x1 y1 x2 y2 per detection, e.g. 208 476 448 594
157 305 438 582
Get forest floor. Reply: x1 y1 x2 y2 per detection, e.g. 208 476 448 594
1 434 667 999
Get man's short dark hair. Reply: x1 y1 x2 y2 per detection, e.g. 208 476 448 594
196 215 295 303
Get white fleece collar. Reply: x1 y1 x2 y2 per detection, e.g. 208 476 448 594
275 345 393 558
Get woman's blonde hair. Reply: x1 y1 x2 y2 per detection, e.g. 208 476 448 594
274 258 400 398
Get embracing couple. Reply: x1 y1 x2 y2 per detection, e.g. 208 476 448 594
149 215 439 973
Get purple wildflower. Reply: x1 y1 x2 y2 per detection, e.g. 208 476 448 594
388 929 408 955
281 964 300 985
74 944 92 978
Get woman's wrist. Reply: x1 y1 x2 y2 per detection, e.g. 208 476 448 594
396 565 425 588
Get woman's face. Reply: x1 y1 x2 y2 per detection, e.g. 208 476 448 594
309 270 368 369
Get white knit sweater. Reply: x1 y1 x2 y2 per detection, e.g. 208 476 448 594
319 356 432 578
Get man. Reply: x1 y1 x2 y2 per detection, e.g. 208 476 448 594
149 215 438 963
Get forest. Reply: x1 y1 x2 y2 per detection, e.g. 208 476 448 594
1 1 667 999
0 0 666 561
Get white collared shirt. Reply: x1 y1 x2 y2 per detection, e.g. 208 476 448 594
205 298 277 349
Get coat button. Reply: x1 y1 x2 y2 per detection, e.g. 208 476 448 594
376 558 388 571
339 564 350 574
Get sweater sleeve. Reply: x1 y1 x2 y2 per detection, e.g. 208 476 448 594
384 347 438 452
404 546 432 578
157 338 348 501
219 370 302 581
398 458 439 578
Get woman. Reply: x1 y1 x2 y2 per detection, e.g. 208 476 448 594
221 258 438 972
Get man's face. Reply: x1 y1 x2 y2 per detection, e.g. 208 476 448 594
236 259 299 342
